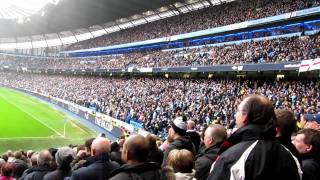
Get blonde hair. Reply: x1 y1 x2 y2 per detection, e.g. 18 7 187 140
166 149 194 173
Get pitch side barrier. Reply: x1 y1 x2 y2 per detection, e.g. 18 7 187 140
7 88 150 138
22 61 301 74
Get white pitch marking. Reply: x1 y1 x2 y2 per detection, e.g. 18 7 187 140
0 94 62 136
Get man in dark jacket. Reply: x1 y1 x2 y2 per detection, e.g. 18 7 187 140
109 135 161 180
195 124 226 180
43 147 75 180
186 120 201 153
293 128 320 180
275 109 300 160
70 137 119 180
21 150 53 180
208 95 302 180
146 134 163 166
162 116 196 167
110 142 124 166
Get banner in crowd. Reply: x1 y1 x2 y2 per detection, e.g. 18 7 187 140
299 58 320 72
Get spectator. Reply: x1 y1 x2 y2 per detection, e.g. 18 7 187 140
146 134 164 166
70 138 94 171
275 109 300 159
70 137 119 180
303 114 320 131
194 124 227 180
109 135 161 180
11 158 28 179
164 149 195 180
21 150 53 180
208 95 302 180
43 147 75 180
110 142 124 165
186 120 201 153
162 117 196 167
0 163 14 180
293 129 320 180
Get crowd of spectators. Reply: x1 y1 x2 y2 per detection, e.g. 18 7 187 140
66 0 320 50
0 94 319 180
0 73 319 136
1 34 320 70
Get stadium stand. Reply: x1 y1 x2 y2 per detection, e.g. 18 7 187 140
66 0 320 50
0 73 319 135
1 33 320 69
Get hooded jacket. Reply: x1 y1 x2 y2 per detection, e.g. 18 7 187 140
162 136 196 167
207 123 302 180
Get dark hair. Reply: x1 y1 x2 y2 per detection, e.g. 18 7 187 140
275 109 297 138
59 154 74 171
2 154 8 162
1 162 14 177
146 134 157 149
297 129 320 155
85 138 95 152
110 142 120 152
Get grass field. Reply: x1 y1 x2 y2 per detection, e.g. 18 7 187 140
0 87 97 153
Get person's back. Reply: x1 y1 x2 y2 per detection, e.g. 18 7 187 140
109 162 160 180
0 163 14 180
186 120 201 152
21 150 53 180
146 134 163 166
43 147 75 180
208 95 302 180
70 137 119 180
71 155 119 180
209 124 302 180
167 136 195 155
109 135 161 180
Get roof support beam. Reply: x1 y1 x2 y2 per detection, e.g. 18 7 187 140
169 4 181 15
206 0 214 6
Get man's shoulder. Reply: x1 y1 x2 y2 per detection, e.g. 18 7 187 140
220 140 255 158
109 172 131 180
302 158 320 169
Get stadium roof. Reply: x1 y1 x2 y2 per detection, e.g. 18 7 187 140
0 0 60 20
0 0 235 50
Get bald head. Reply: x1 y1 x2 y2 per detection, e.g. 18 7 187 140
91 137 111 156
236 95 276 128
37 150 53 166
204 124 227 148
122 135 149 163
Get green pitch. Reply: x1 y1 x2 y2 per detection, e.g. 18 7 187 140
0 87 97 153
